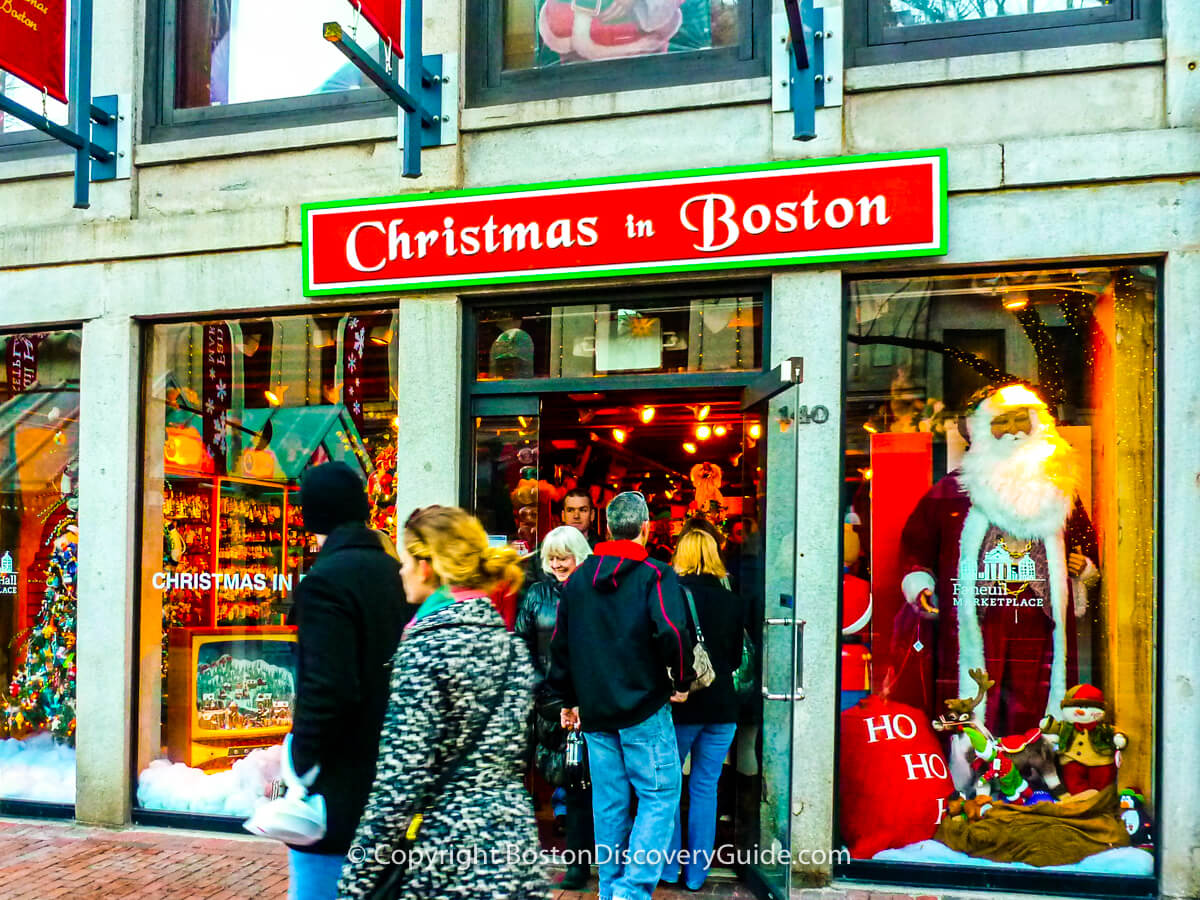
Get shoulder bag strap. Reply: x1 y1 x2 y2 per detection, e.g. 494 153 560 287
681 585 706 644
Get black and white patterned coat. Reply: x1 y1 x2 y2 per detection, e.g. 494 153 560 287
338 595 548 900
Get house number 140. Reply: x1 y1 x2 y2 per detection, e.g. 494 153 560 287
796 405 830 425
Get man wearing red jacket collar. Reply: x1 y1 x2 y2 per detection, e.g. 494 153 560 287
548 491 695 900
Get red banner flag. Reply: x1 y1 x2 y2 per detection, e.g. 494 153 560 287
6 334 45 393
0 0 69 103
202 323 233 474
346 0 403 57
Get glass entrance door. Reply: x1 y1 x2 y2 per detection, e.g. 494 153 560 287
741 358 804 900
472 396 543 553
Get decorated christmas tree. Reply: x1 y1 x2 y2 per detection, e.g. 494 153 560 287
367 443 399 542
2 520 79 745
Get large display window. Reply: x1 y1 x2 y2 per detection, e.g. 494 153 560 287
0 330 81 807
836 266 1157 889
135 311 398 819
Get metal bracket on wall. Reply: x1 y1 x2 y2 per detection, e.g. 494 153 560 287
322 0 452 178
771 0 843 141
0 0 129 207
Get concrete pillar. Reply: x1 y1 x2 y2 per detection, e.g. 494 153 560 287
769 269 843 884
393 298 462 518
1159 250 1200 900
1164 0 1200 128
75 315 139 826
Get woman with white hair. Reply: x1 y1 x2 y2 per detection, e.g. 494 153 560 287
514 525 594 890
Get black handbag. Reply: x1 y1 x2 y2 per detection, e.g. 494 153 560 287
364 623 514 900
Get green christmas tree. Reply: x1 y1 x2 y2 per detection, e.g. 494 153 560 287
2 520 78 745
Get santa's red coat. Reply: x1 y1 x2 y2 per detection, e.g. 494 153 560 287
896 471 1098 737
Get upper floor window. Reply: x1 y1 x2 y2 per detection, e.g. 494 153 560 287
846 0 1160 67
467 0 768 106
147 0 396 141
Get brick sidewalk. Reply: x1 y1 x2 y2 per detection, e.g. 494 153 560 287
0 819 756 899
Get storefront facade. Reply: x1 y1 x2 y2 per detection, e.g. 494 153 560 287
1 0 1198 897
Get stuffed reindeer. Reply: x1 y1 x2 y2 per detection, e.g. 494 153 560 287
933 668 1065 803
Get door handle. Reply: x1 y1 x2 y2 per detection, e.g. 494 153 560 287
761 617 806 701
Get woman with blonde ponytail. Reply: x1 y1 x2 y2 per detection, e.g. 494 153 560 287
339 506 547 900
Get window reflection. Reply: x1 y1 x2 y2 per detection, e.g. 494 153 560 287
503 0 742 69
476 297 761 380
878 0 1114 26
174 0 385 108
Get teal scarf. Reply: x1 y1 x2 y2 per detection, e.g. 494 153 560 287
413 585 456 622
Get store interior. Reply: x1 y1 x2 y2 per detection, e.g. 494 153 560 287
475 386 768 856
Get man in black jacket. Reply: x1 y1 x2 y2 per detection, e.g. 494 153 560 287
548 491 694 900
286 461 410 899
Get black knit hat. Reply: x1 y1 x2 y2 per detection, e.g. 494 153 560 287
300 461 369 534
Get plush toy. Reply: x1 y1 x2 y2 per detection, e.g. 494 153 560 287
689 462 724 513
1118 788 1154 849
933 668 1064 801
1040 683 1126 796
539 0 685 62
515 505 538 553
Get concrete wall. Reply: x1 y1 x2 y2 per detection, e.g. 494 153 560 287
0 0 1198 896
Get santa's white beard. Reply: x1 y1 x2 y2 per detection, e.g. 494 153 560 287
959 429 1075 538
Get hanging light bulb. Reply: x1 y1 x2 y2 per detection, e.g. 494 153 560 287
696 405 711 421
748 423 762 440
613 429 627 443
696 425 712 440
683 442 698 454
264 385 288 407
714 425 728 437
518 416 529 429
640 406 656 424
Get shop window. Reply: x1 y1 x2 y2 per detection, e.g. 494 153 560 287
135 310 398 820
466 0 768 106
837 267 1157 888
0 330 81 808
475 296 763 382
146 0 396 141
845 0 1160 67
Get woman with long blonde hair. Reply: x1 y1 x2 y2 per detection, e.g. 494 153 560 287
339 506 547 900
662 529 746 892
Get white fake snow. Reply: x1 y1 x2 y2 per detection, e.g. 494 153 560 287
0 733 76 803
875 839 1154 875
137 744 283 818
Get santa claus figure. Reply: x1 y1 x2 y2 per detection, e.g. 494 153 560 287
899 384 1099 737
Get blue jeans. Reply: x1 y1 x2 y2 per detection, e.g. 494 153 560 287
662 722 738 890
584 704 682 900
287 849 344 900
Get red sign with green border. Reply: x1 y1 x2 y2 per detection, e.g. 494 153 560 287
302 150 948 296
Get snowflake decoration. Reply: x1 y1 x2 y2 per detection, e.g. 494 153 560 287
215 380 227 401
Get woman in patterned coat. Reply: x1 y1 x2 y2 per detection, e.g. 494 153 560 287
338 506 548 900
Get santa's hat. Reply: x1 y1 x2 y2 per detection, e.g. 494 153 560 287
1062 683 1107 709
961 383 1049 445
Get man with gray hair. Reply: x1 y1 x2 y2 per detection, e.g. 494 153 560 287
548 491 694 900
